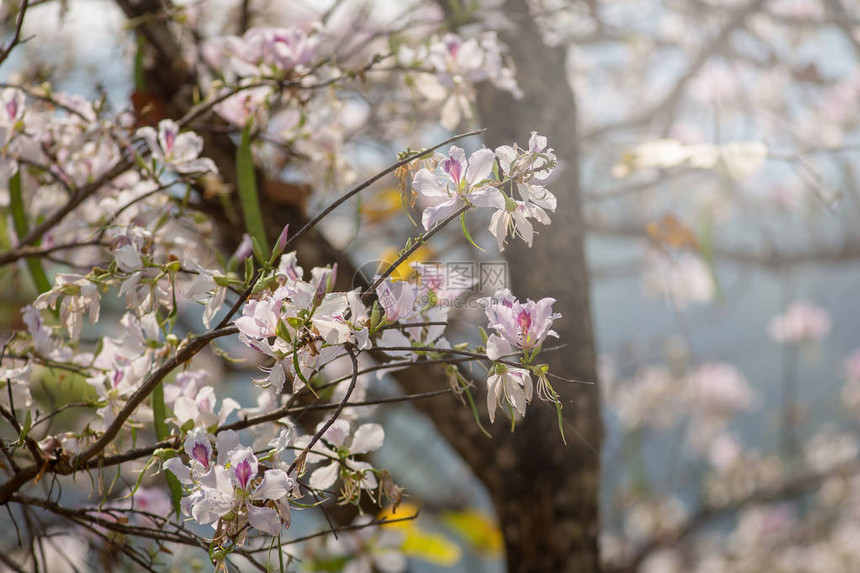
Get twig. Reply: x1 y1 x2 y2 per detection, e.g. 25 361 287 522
275 513 418 547
0 0 30 69
371 345 594 384
71 326 238 469
362 204 471 302
287 345 359 476
283 129 484 254
220 388 452 433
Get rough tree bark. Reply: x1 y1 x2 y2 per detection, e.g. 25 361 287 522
476 17 603 568
429 1 603 570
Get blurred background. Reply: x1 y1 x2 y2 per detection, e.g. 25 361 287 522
3 0 860 571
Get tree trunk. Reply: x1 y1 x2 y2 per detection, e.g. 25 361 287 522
471 1 603 570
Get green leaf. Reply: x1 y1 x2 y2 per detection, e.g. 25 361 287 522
459 211 485 252
9 171 51 293
151 381 182 515
369 301 382 333
275 319 292 343
134 35 146 91
244 256 254 285
18 408 32 444
277 534 286 573
292 350 317 398
236 122 270 254
461 380 491 439
124 456 157 501
554 400 567 446
251 236 265 266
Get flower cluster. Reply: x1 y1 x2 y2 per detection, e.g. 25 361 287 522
0 21 574 568
481 289 561 423
217 27 318 80
293 419 385 504
412 133 558 251
164 428 298 539
235 253 370 392
399 32 521 129
484 288 560 360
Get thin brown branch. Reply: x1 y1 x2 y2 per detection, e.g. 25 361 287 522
0 0 30 68
584 0 768 141
220 388 452 433
286 344 359 475
70 326 239 469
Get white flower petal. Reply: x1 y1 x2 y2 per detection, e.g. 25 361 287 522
247 504 283 536
216 430 241 466
309 462 340 490
412 169 446 198
421 199 461 230
163 457 191 484
251 469 293 501
350 423 384 455
465 148 496 185
486 334 512 361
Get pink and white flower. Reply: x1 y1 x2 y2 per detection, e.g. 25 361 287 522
236 255 370 392
172 385 240 430
488 133 557 250
488 198 537 251
687 362 755 417
221 27 317 77
768 301 832 344
163 430 298 537
641 250 715 309
483 289 561 359
33 274 101 340
293 419 384 493
486 365 533 423
136 120 217 175
413 146 503 230
184 262 229 329
400 32 520 129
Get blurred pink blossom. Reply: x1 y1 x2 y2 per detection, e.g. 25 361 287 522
688 362 755 416
767 301 832 344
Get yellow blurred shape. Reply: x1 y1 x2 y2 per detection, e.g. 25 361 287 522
401 529 462 566
441 509 504 557
362 187 407 224
378 504 462 566
378 502 421 528
377 245 435 282
646 213 699 250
